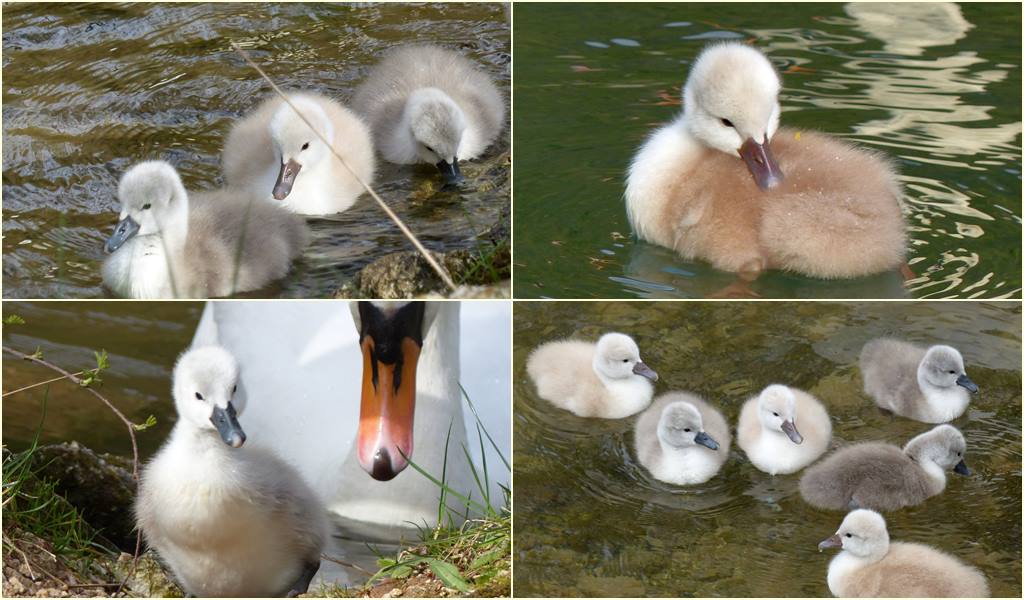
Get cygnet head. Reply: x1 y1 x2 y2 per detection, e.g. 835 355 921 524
407 88 467 185
904 424 970 476
920 345 978 393
682 42 784 190
757 384 803 444
172 346 246 448
105 161 188 254
658 401 720 450
593 333 659 382
818 509 889 561
268 96 335 200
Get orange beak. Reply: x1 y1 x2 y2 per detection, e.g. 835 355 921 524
354 302 426 481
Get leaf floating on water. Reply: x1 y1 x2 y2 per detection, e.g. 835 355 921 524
571 65 604 72
3 315 26 325
784 64 817 74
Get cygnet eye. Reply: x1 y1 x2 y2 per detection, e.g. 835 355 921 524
845 533 852 538
142 203 151 210
195 392 203 401
948 370 955 374
622 358 629 363
301 142 310 151
683 428 691 433
772 412 779 417
721 118 734 128
425 146 436 154
957 452 962 456
232 384 237 394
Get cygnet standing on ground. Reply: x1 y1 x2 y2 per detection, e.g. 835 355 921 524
860 338 979 423
136 346 328 597
526 332 658 418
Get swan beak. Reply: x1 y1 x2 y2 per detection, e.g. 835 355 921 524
211 403 246 448
694 431 719 451
435 159 464 186
632 361 659 382
104 215 140 254
818 534 843 552
739 136 784 191
781 420 804 444
273 159 302 200
953 459 970 476
356 302 425 481
956 374 979 393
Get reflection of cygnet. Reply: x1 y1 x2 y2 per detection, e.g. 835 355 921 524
634 392 731 485
737 384 831 475
818 509 989 597
799 424 970 511
527 332 658 418
860 338 978 423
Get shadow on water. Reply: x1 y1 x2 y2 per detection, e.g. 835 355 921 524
2 2 510 298
513 2 1021 299
512 301 1022 597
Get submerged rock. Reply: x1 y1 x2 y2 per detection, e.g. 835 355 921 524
334 245 510 299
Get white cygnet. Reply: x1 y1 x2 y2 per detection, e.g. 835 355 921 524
737 384 832 475
634 392 731 485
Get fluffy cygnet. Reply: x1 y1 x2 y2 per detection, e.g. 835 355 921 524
135 346 328 597
102 160 308 299
625 42 906 281
526 332 658 418
799 424 970 511
222 91 376 215
634 392 731 485
352 45 505 184
860 338 978 423
818 509 989 597
737 384 832 475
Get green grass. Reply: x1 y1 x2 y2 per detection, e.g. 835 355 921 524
2 402 112 574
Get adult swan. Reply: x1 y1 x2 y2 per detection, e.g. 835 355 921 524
190 300 508 540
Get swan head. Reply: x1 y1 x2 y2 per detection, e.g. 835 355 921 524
407 88 467 185
920 345 978 393
658 401 719 450
593 333 658 382
818 509 889 561
757 384 803 444
682 42 784 190
349 301 443 481
172 346 246 448
904 424 969 475
268 96 335 200
105 160 188 253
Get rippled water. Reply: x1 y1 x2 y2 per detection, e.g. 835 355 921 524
513 301 1021 596
2 2 510 298
513 3 1021 299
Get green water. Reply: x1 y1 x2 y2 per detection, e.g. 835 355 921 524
512 3 1022 299
513 301 1021 596
2 2 510 298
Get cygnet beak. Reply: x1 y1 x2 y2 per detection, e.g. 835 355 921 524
211 402 246 448
632 361 659 382
739 135 784 190
694 431 720 451
953 459 970 476
435 158 464 186
818 534 843 552
273 159 302 200
105 215 141 254
955 373 979 393
781 420 804 444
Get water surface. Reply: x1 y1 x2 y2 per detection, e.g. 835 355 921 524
2 2 510 298
513 2 1021 299
513 301 1021 596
